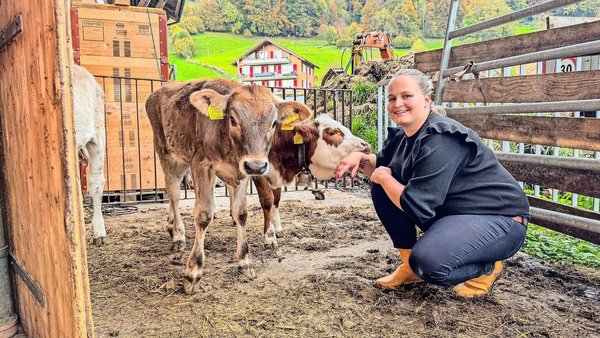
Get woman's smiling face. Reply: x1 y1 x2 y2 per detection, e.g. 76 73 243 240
386 75 431 136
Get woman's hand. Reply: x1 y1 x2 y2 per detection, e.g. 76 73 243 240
335 152 365 180
370 166 392 185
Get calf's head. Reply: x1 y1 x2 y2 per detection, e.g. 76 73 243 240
307 115 370 180
190 85 311 176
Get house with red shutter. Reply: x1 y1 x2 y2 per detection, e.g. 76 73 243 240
232 39 318 89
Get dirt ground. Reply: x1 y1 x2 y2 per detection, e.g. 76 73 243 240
86 188 600 338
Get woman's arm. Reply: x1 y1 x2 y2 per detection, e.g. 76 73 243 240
371 167 405 210
335 152 377 179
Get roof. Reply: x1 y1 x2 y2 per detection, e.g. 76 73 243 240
231 39 319 69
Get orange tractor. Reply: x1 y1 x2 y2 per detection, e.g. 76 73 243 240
323 31 394 84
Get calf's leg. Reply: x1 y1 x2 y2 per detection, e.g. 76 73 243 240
162 160 189 251
253 177 277 249
272 187 284 237
230 177 256 279
183 165 216 294
87 140 106 245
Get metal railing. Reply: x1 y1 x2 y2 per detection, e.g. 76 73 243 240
89 79 355 205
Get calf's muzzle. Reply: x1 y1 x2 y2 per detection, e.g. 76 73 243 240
243 159 269 175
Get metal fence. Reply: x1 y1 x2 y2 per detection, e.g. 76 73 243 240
90 78 356 205
376 0 600 244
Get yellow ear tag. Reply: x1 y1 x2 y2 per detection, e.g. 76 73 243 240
293 132 304 144
208 105 224 120
281 113 299 130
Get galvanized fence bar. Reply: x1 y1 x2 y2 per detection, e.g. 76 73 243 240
434 0 459 104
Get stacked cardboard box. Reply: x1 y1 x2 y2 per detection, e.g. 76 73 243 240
71 1 167 193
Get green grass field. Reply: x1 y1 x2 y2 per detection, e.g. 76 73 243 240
169 32 410 82
170 22 543 82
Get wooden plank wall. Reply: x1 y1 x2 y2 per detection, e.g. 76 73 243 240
0 1 92 337
413 19 600 244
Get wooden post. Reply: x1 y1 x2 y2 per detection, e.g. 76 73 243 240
0 1 93 337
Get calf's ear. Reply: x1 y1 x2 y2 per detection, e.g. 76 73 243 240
190 89 228 117
277 101 313 126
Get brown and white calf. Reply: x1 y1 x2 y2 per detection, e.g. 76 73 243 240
145 79 311 293
250 115 370 248
73 65 106 245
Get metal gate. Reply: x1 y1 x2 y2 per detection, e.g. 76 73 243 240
92 79 356 205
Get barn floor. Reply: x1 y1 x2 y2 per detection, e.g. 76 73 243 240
86 189 600 337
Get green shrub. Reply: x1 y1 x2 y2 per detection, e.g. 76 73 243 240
335 36 352 48
317 24 339 46
411 38 426 52
352 81 378 104
351 114 378 153
174 28 191 40
173 37 196 59
242 29 252 38
522 224 600 268
181 15 205 35
392 36 412 49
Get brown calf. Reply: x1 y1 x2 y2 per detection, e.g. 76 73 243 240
145 79 311 293
250 115 370 248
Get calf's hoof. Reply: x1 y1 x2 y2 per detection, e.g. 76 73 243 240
182 277 199 294
239 264 257 280
171 240 185 252
92 236 106 246
275 230 285 238
263 236 278 250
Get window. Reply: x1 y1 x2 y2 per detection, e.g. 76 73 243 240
274 50 282 58
282 64 293 75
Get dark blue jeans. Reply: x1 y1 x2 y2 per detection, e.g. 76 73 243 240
372 184 527 286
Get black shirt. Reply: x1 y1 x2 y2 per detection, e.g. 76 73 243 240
376 113 530 226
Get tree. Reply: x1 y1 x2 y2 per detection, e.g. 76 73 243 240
424 0 450 38
173 37 197 58
555 0 600 16
181 15 205 35
460 0 517 40
220 0 244 33
241 0 288 36
317 24 339 45
196 0 227 31
285 0 326 37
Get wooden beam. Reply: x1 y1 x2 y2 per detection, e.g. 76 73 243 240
442 70 600 103
449 114 600 152
497 155 600 198
414 20 600 73
528 196 600 221
0 1 92 337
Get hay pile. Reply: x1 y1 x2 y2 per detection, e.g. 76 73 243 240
311 53 415 120
322 52 416 89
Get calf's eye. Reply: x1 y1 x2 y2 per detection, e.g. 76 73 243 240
230 116 238 127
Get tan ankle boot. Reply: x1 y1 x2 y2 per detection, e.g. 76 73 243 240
453 261 503 298
375 249 422 289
